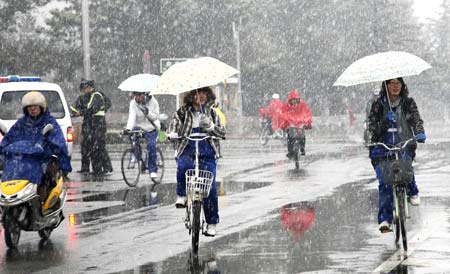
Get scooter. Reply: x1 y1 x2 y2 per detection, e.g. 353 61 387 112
0 124 66 248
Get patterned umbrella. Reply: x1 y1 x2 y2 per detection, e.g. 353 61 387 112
153 57 239 95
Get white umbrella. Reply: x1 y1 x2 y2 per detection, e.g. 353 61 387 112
118 74 160 92
333 51 432 87
153 57 239 95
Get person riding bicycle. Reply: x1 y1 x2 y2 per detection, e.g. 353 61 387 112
124 91 161 179
168 86 226 237
263 93 283 136
0 91 72 200
367 77 426 233
280 89 312 158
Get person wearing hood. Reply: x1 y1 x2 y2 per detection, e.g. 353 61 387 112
265 93 283 135
280 89 312 158
0 91 72 198
124 91 161 179
167 86 226 237
367 77 426 233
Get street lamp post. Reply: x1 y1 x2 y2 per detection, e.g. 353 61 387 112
232 21 243 133
82 0 91 79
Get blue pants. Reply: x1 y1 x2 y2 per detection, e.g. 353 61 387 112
176 149 218 224
143 130 158 173
374 162 419 224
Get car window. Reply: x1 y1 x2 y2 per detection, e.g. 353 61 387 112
0 90 66 119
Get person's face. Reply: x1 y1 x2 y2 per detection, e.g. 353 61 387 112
134 93 145 103
81 86 93 94
387 79 402 98
289 98 300 106
27 105 41 117
193 90 207 107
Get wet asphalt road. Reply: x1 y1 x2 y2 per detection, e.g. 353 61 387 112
1 137 450 273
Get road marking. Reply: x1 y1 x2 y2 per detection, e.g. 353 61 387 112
372 207 448 273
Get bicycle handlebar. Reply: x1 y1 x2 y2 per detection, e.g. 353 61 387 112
168 135 223 141
368 138 416 151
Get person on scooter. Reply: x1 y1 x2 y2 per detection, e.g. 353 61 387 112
0 91 72 200
167 86 226 237
280 89 312 158
367 78 425 233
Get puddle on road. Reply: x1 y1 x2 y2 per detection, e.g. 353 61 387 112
112 179 443 274
67 179 273 226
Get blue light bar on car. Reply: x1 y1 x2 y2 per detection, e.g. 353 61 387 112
0 75 42 82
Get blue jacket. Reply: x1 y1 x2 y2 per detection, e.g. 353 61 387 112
0 110 72 184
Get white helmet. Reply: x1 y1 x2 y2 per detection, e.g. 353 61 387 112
272 93 280 99
22 91 47 112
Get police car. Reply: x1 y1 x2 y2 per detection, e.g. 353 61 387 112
0 75 74 160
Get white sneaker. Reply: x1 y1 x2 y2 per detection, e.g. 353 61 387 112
205 224 216 237
150 172 158 179
175 196 187 208
379 221 392 233
409 195 420 206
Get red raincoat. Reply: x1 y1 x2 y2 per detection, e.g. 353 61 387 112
266 98 283 131
280 90 312 130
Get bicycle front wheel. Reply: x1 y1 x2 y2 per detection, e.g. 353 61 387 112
121 148 141 187
152 147 165 184
397 190 408 251
259 126 270 145
191 200 202 254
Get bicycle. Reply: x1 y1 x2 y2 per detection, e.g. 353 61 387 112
175 135 216 254
259 117 286 146
286 126 306 169
372 138 416 251
121 129 165 187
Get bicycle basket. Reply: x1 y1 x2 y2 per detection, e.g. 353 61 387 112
185 169 214 196
379 159 413 186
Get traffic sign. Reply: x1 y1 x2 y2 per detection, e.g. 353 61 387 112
160 58 188 74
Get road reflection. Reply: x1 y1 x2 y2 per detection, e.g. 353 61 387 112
187 254 221 274
280 201 315 241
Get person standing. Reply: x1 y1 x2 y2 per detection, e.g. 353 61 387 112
124 91 161 180
71 89 91 173
73 79 110 179
368 77 425 233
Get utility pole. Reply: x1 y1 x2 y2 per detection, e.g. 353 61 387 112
232 21 243 133
82 0 91 79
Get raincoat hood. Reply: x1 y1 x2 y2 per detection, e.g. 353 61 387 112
288 90 301 101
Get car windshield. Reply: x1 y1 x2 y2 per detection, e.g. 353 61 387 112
0 90 65 119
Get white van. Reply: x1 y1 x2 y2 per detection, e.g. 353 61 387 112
0 76 73 157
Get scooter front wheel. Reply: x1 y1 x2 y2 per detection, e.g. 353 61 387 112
3 212 21 248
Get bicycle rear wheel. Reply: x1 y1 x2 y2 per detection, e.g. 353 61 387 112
151 147 165 184
121 148 141 187
191 200 202 254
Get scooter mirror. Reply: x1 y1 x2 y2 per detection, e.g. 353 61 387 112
0 122 7 136
42 124 54 136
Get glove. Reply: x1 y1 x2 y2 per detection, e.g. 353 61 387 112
415 133 426 143
385 111 396 123
199 114 213 129
122 128 131 135
167 132 179 140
